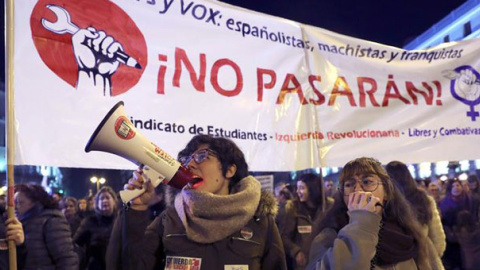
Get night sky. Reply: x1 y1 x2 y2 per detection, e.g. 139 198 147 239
219 0 468 48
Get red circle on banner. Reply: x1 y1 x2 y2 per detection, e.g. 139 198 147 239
30 0 148 96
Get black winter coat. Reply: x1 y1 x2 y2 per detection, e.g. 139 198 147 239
20 204 79 270
106 191 287 270
74 213 116 270
280 198 333 270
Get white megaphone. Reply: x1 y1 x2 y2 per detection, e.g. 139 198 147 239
85 101 201 204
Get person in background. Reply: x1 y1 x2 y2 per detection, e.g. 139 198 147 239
106 134 287 270
470 175 480 221
454 210 480 270
281 173 333 270
438 180 447 200
77 198 89 219
277 187 294 211
275 182 288 198
87 195 95 212
427 182 442 205
14 184 78 269
78 198 87 212
52 191 63 204
147 185 166 220
467 175 480 201
416 179 427 191
439 179 479 270
0 195 6 216
324 179 335 199
386 161 446 269
60 196 83 236
308 157 430 270
275 186 295 268
275 182 294 221
74 186 118 270
462 180 471 195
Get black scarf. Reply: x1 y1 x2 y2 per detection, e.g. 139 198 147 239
375 218 418 266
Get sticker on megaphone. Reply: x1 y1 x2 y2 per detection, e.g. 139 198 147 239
85 101 202 204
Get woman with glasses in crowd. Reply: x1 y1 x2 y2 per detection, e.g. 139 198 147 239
427 182 443 206
307 157 430 270
107 134 287 270
280 173 332 270
386 161 445 270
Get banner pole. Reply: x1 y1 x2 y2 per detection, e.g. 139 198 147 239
5 0 17 269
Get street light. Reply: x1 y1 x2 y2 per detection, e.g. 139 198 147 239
458 172 468 181
90 176 106 193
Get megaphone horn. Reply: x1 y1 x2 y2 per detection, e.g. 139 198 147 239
85 101 200 203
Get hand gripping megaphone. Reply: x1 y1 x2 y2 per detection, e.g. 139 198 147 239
85 101 201 204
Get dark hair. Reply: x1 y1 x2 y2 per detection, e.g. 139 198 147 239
178 134 249 191
59 196 78 211
85 194 95 211
456 210 477 232
14 184 58 209
468 175 480 194
316 157 429 269
318 157 392 233
94 186 118 214
297 173 325 206
445 179 464 197
279 188 293 200
52 191 63 198
386 161 432 225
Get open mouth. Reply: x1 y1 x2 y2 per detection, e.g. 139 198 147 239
188 178 204 189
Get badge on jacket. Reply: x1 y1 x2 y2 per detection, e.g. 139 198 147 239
297 225 312 234
240 227 253 240
0 239 6 250
225 265 249 270
165 256 202 270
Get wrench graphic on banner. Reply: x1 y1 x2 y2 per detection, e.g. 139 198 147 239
41 4 141 69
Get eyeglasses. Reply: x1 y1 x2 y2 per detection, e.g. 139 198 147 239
178 149 217 167
342 175 382 194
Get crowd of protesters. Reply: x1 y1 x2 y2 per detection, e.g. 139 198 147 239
1 134 480 269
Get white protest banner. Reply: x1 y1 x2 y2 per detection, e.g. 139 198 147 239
13 0 480 171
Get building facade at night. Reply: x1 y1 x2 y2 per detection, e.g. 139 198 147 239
405 0 480 50
402 0 480 182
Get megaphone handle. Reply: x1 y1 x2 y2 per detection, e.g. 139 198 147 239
142 166 165 183
119 187 146 205
119 167 165 204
